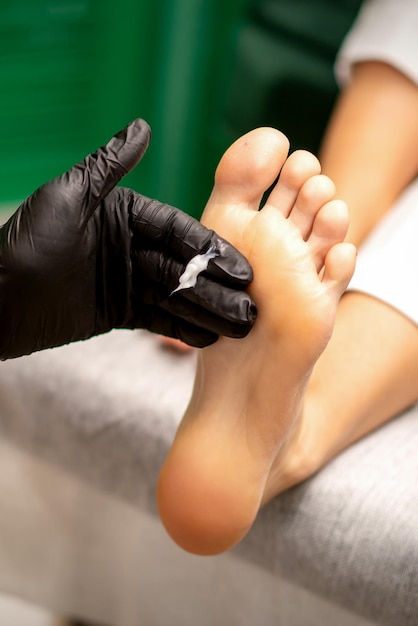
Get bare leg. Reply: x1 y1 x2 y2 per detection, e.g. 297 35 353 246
260 61 418 497
157 128 355 555
265 291 418 499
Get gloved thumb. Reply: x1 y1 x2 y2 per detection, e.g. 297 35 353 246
64 118 151 222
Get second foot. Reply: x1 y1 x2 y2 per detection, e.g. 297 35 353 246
157 128 356 555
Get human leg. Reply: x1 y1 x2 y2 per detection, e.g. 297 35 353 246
264 183 418 498
269 57 418 494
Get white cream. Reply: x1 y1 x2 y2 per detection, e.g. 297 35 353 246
171 245 218 294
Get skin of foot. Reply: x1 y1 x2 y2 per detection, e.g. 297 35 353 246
157 128 356 555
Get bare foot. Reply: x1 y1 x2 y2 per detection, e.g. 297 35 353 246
157 128 356 555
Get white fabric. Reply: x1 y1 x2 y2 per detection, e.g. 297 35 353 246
336 0 418 87
0 437 379 626
334 0 418 324
348 177 418 325
0 330 417 625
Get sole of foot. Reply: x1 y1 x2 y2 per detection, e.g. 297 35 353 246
157 128 356 555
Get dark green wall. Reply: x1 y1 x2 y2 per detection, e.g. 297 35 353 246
0 0 361 217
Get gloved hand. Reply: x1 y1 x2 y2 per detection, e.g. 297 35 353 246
0 119 257 360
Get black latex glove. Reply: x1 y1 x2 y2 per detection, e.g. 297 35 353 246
0 119 257 360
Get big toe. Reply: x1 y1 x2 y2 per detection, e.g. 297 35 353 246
210 127 290 210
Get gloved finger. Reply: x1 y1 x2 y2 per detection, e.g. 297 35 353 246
133 247 198 290
202 235 254 286
65 119 151 222
132 248 257 327
137 280 256 338
127 306 218 348
129 194 253 285
168 285 256 337
175 277 257 331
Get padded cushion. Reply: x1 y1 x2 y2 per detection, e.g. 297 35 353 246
0 330 417 625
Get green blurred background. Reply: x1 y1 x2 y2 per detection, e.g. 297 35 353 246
0 0 362 218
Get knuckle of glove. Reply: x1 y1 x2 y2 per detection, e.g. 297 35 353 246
192 279 257 329
133 248 182 293
206 236 254 285
130 196 174 243
131 196 213 260
130 197 254 290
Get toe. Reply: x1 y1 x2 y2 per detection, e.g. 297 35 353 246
266 150 321 218
322 242 357 296
289 175 336 239
211 127 290 210
308 199 349 271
